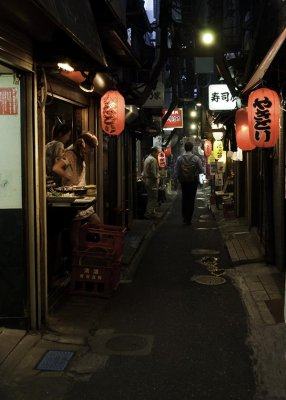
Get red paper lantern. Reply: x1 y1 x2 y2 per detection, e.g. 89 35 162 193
158 151 166 168
235 108 256 150
164 147 172 157
204 140 212 157
248 88 280 147
101 90 125 135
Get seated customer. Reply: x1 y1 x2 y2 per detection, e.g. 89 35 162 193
52 131 100 249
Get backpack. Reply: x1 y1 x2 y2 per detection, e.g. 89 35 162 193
178 155 197 183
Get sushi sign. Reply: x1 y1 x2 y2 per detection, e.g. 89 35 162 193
208 84 237 110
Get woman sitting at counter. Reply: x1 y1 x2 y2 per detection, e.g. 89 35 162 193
52 131 101 248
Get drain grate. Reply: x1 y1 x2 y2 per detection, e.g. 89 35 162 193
192 275 226 285
35 350 74 371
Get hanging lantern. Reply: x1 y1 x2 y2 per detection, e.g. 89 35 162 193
164 147 172 157
204 140 212 157
213 140 224 160
235 108 256 150
158 151 166 168
101 90 125 135
212 131 224 140
248 88 280 147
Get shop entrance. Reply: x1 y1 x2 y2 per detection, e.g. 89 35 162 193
45 96 85 306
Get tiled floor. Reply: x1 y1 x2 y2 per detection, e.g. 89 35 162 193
232 264 285 325
225 236 264 264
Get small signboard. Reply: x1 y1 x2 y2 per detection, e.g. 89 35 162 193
143 81 164 108
208 84 237 111
162 108 183 129
0 88 18 115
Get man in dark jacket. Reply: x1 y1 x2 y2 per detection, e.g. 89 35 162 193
174 141 204 224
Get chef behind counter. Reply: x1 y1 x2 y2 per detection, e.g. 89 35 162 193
50 132 101 249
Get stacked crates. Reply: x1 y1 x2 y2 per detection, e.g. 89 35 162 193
70 223 126 298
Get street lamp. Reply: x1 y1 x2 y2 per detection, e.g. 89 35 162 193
199 29 216 47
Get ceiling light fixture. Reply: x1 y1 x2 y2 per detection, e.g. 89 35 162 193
79 71 96 93
57 60 74 72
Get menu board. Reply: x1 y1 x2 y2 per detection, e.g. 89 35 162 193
0 73 22 209
0 88 18 115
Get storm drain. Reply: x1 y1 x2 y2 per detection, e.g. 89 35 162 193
192 275 226 285
35 350 74 372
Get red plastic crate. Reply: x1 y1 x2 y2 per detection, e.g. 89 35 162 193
70 264 121 298
70 251 121 298
78 223 126 260
72 248 123 266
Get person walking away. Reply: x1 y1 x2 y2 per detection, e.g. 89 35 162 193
45 123 71 186
142 146 160 219
174 141 204 225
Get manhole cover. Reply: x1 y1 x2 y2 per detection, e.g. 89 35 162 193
35 350 74 371
192 275 226 285
192 249 220 255
106 335 148 352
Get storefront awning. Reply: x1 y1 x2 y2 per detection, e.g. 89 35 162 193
32 0 107 68
242 27 286 94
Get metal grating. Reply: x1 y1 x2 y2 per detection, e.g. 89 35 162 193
35 350 74 371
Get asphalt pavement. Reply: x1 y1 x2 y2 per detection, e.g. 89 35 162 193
0 188 285 400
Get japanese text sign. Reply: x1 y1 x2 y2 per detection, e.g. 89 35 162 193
162 108 183 128
248 88 280 147
0 88 18 115
101 90 125 135
208 84 237 111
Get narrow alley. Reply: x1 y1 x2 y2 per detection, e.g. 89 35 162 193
1 189 285 399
